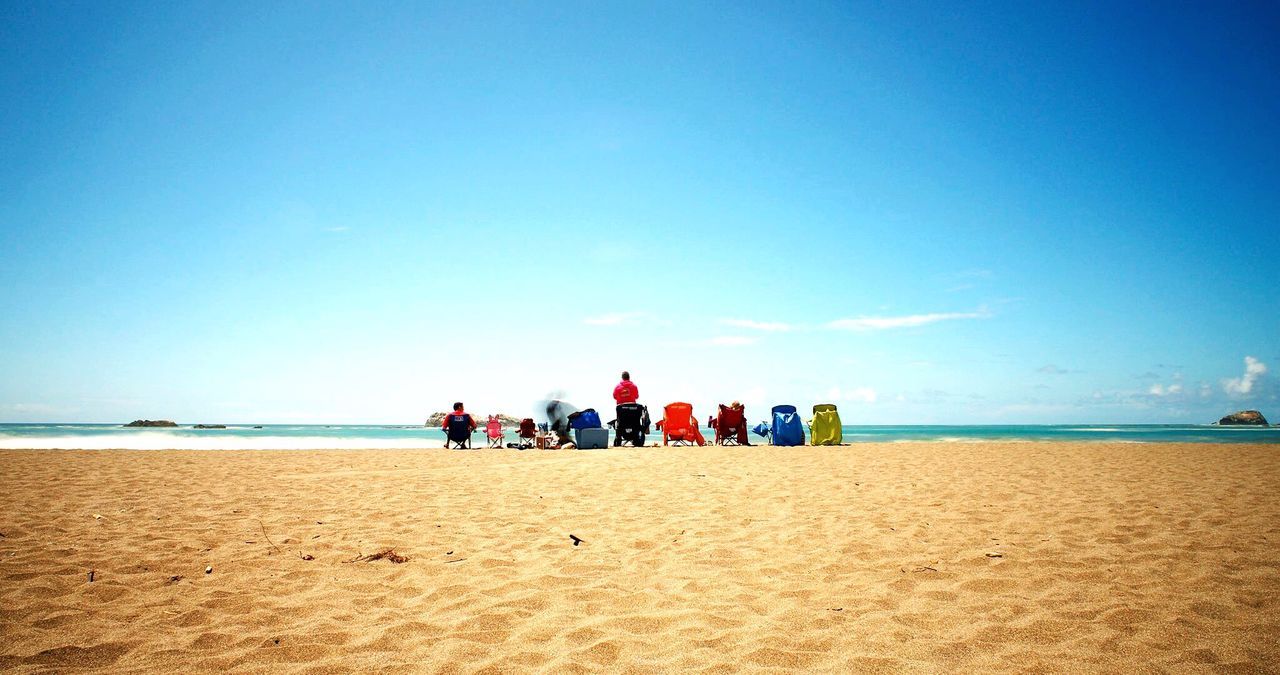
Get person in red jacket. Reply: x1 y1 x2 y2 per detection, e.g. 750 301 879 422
613 371 639 405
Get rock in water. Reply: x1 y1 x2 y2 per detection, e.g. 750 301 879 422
124 419 178 427
192 424 227 429
1217 410 1269 426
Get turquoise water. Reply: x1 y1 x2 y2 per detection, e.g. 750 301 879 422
1 423 1276 449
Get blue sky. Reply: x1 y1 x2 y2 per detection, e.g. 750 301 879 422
2 1 1277 424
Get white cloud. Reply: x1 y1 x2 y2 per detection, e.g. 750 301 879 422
719 319 794 332
583 312 644 326
705 336 756 347
1148 383 1183 397
826 309 991 331
1038 364 1068 375
1223 356 1267 395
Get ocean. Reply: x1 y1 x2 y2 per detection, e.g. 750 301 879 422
1 423 1277 449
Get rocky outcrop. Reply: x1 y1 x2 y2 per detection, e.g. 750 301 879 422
426 412 524 427
124 419 178 427
192 424 227 429
1216 410 1269 426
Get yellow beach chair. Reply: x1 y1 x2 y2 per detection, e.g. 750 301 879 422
810 403 842 445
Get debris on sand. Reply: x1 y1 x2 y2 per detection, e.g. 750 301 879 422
569 534 584 546
205 566 213 574
298 553 314 561
88 570 95 582
346 549 409 564
169 575 183 583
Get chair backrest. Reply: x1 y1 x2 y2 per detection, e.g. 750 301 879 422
446 413 473 442
770 405 805 446
518 418 537 438
717 404 745 430
810 403 842 445
616 403 646 428
663 402 694 436
485 416 503 438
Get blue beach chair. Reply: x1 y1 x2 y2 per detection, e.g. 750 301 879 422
444 412 475 449
770 404 806 446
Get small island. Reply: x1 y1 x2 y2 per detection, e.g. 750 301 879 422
123 419 178 427
192 424 228 429
1215 410 1270 426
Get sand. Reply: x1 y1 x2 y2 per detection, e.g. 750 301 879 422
1 443 1278 672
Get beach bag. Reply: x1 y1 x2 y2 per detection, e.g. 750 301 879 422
810 404 842 446
752 422 771 438
569 408 602 430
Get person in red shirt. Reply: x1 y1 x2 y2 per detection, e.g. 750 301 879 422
613 371 639 405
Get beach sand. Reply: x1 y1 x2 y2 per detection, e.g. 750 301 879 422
1 443 1277 672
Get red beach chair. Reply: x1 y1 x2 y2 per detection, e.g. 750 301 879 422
714 403 748 445
485 415 505 448
516 418 537 449
662 402 705 446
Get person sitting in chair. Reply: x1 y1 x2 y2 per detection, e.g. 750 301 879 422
442 402 477 448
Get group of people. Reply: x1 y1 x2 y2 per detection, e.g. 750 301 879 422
441 370 751 447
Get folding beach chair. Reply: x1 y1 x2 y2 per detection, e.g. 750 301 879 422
610 403 649 447
444 412 474 449
515 418 537 449
714 403 749 445
662 402 705 446
770 404 805 446
810 404 842 446
485 415 505 448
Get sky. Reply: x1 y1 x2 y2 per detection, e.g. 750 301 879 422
1 0 1277 425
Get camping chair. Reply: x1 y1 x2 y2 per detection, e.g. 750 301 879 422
770 404 805 446
610 403 649 447
515 418 537 449
810 404 842 446
485 415 505 448
714 403 748 445
662 402 705 446
444 412 474 449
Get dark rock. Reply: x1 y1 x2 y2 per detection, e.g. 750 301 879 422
192 424 227 429
1216 410 1269 426
124 419 178 427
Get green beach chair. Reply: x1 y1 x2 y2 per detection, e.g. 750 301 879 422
810 403 842 446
